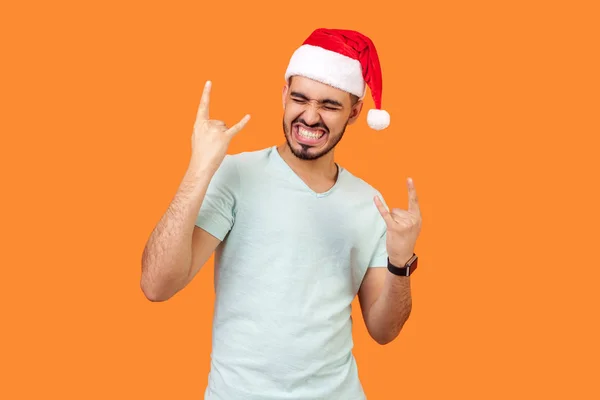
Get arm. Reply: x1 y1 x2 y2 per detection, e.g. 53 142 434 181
140 80 250 302
140 162 221 302
358 264 412 345
359 179 422 344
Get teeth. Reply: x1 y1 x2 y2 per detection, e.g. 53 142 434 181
298 127 323 139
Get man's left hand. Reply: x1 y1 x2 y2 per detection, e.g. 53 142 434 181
374 177 423 267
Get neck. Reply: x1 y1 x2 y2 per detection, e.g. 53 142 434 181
276 143 338 180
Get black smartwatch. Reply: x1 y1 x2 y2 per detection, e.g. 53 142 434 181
387 254 418 277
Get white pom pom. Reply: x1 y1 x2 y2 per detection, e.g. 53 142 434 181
367 109 390 130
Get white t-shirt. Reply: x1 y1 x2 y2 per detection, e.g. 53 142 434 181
195 145 389 400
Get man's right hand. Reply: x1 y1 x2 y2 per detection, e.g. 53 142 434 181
190 80 250 174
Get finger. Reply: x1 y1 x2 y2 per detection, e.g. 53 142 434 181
196 80 212 122
391 208 410 220
407 177 420 215
226 114 251 136
210 120 226 128
374 195 394 227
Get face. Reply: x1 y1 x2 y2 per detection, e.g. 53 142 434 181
282 76 362 160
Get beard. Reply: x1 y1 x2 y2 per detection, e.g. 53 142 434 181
282 116 348 160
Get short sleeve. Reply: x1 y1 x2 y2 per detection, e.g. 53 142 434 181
195 155 240 241
368 192 389 268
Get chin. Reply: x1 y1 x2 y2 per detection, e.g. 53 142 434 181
283 124 324 159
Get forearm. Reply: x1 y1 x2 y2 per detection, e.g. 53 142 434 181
365 272 412 345
140 163 214 301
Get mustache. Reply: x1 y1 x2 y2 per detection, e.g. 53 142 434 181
293 118 328 133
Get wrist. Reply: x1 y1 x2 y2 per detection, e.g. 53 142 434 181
389 254 413 267
180 165 214 196
387 253 418 277
188 158 213 175
186 159 216 180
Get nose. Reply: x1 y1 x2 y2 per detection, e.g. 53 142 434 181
301 103 321 126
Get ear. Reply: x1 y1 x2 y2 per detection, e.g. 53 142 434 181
282 83 289 109
347 100 364 125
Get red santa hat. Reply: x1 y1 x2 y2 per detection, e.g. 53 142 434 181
284 28 390 131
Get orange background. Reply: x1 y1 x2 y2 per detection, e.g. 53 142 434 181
1 0 599 399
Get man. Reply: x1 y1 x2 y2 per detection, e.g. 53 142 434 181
141 28 422 400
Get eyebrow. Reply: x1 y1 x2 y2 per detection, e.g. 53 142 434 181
290 91 344 108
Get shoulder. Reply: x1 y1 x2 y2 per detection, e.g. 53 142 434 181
209 146 274 193
214 146 272 174
338 166 385 200
223 146 272 170
336 167 388 229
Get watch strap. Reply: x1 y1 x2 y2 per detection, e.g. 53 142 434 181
387 254 418 276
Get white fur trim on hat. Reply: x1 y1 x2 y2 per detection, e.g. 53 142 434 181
285 44 366 98
367 109 390 130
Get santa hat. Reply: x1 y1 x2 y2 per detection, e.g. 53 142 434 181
284 28 390 131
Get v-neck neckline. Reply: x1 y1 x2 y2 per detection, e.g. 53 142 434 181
270 145 344 198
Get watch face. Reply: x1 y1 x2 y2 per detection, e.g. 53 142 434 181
407 254 418 266
408 256 418 273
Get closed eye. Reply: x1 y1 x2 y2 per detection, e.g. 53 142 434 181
290 93 342 111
